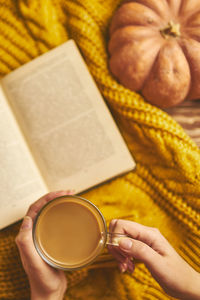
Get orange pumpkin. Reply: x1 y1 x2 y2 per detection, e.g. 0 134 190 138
108 0 200 108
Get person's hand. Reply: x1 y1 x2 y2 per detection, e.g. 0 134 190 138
108 219 200 300
15 190 73 300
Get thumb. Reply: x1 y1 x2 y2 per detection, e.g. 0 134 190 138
15 216 45 272
119 238 160 267
20 215 32 231
15 216 34 257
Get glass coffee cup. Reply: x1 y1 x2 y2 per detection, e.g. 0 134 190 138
33 195 126 270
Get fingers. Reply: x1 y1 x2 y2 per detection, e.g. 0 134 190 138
118 237 168 279
118 258 135 273
108 244 135 273
108 220 135 273
109 219 170 255
26 190 74 221
15 216 52 274
15 214 68 298
108 244 129 272
109 218 117 233
16 191 74 273
119 237 160 266
108 219 171 274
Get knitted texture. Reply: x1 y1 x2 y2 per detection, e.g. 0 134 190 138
0 0 200 299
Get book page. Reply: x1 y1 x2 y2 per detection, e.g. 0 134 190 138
2 40 135 193
0 86 48 229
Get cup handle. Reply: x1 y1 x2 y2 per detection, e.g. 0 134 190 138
106 232 128 246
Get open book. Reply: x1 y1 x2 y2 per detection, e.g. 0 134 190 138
0 40 135 229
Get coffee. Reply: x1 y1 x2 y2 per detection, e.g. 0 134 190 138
33 196 106 269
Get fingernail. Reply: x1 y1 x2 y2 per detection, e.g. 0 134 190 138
20 216 32 230
119 238 132 250
111 219 117 223
66 190 75 195
119 263 126 273
110 219 117 227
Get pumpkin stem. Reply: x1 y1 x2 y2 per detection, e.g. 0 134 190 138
160 21 181 39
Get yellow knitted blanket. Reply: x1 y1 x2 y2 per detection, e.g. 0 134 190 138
0 0 200 299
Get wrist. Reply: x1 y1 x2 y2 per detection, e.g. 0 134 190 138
31 295 64 300
181 271 200 300
31 290 65 300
